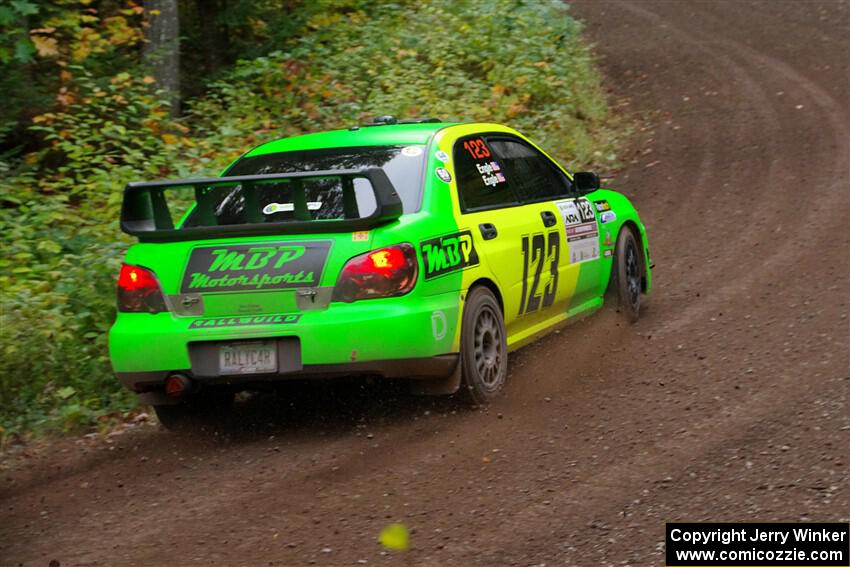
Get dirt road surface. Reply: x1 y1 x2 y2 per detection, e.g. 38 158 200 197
2 1 848 565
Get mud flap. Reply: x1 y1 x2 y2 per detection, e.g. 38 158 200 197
409 357 462 396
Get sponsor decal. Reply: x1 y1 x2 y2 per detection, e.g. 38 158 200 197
352 231 369 242
603 230 614 247
600 211 617 224
420 230 479 279
189 314 301 329
431 310 448 341
435 167 452 183
401 145 424 157
181 241 331 293
555 198 600 264
595 200 611 212
434 150 449 162
604 249 613 257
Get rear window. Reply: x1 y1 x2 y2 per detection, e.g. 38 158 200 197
453 136 519 211
183 146 425 227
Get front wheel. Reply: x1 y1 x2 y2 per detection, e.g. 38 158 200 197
613 227 642 322
458 287 508 405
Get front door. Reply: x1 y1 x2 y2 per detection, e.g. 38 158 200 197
484 136 580 327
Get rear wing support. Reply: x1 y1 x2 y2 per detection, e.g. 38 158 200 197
120 168 403 243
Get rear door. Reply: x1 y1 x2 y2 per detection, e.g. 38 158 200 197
451 135 540 337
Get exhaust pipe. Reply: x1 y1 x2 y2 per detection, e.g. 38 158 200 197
164 373 193 398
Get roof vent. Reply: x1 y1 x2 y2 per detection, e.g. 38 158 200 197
350 116 443 130
372 115 398 125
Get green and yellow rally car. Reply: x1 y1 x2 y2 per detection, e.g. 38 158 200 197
109 118 652 428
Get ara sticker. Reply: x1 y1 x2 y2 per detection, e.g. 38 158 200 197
401 145 424 157
603 231 614 247
352 231 369 242
555 198 599 264
600 211 617 224
435 150 449 162
435 167 452 183
595 200 611 212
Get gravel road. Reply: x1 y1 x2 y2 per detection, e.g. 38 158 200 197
2 1 848 565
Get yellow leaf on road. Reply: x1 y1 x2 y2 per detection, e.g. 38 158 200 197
379 523 409 551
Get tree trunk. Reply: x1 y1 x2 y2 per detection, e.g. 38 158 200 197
194 0 226 77
143 0 180 115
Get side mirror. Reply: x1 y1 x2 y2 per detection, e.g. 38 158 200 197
573 171 600 195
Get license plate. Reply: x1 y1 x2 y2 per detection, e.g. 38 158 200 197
219 341 277 375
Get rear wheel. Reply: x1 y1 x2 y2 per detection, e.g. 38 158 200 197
458 287 508 405
612 227 642 322
153 389 235 431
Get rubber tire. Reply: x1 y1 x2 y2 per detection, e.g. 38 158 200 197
613 227 642 323
153 389 234 431
457 287 508 406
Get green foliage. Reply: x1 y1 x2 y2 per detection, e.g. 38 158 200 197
0 0 626 442
0 1 39 65
0 0 146 157
190 0 625 167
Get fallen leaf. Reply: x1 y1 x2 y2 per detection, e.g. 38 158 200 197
379 523 409 551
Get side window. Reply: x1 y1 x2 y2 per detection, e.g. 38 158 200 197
487 138 573 203
453 136 519 212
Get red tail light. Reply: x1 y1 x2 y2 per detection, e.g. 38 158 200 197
332 243 418 303
117 264 167 313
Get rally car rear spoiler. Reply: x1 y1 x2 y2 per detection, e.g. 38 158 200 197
120 168 403 243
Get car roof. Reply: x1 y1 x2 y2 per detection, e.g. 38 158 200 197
245 122 460 157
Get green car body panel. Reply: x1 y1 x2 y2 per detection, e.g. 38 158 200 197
108 122 651 399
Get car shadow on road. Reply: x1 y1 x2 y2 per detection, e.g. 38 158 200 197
171 378 466 443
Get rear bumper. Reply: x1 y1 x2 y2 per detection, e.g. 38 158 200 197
108 291 461 391
116 354 459 393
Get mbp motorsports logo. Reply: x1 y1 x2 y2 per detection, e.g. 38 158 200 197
181 241 331 293
420 230 479 279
